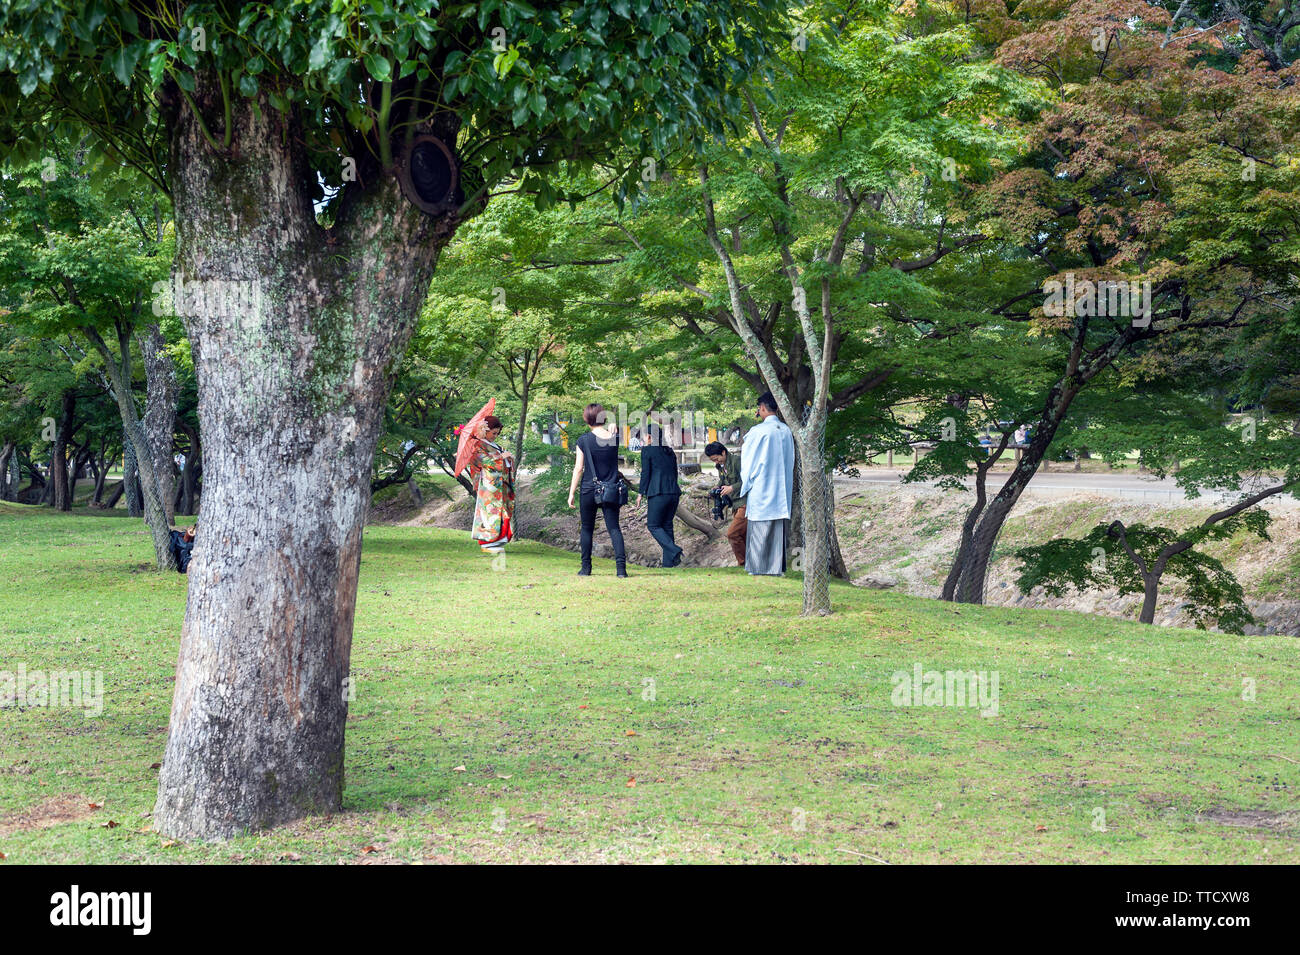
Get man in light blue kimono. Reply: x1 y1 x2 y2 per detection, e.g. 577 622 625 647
738 391 796 575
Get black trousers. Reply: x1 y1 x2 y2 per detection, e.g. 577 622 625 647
580 487 625 565
645 493 682 566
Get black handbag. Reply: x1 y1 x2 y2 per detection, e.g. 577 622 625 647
594 475 628 507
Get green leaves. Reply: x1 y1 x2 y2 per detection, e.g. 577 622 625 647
106 44 142 87
362 52 392 83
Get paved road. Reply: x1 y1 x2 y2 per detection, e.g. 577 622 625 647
836 469 1289 504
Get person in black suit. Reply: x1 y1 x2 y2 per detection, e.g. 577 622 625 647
638 423 683 567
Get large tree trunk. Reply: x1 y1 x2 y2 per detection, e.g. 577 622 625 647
513 355 533 472
153 81 457 840
141 321 179 525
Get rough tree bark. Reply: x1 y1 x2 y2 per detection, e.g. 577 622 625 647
153 81 461 840
141 321 179 524
123 436 143 517
85 324 177 568
178 419 201 516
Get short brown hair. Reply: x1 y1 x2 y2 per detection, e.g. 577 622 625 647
484 414 502 431
583 403 606 426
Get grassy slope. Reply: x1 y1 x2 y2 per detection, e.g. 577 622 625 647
0 502 1296 864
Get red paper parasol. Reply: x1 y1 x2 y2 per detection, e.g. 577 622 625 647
453 397 496 479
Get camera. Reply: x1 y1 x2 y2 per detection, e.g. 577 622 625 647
709 485 733 521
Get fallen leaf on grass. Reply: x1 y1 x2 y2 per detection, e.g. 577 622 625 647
361 845 379 854
1035 825 1047 832
277 851 300 861
625 730 637 737
452 765 466 773
88 802 104 810
101 820 119 829
626 777 636 788
161 840 178 848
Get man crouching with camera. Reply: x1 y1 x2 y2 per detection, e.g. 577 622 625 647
704 440 747 567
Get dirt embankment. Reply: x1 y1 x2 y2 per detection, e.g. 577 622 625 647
835 485 1300 637
372 474 1300 636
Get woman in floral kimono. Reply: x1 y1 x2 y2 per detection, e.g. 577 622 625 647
455 401 515 553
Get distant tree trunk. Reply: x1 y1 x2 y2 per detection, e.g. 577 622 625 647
90 441 108 506
51 390 76 511
0 441 14 502
141 321 178 524
85 320 175 567
949 386 1079 604
104 478 125 509
826 473 849 580
942 437 1009 601
67 440 92 507
1138 578 1161 625
122 431 143 517
407 475 424 507
178 420 201 516
504 346 544 474
38 464 54 505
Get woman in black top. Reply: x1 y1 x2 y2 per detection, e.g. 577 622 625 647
567 402 628 577
638 423 683 567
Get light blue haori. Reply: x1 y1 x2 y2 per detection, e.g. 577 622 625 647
739 414 795 521
739 413 796 576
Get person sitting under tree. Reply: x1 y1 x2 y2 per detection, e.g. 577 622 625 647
168 523 197 574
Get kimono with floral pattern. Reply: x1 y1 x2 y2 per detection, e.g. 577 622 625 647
471 441 515 546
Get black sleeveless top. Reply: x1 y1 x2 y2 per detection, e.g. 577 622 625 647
577 430 619 491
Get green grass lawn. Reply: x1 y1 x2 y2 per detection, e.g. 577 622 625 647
1 502 1296 863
